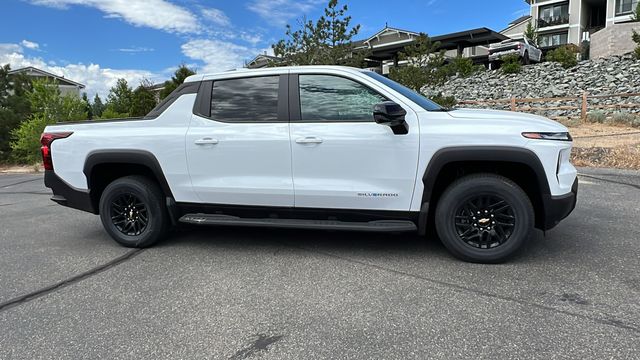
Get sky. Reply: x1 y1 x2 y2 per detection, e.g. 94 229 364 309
0 0 530 99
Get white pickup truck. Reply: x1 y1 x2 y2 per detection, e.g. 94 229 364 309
42 66 577 263
488 37 543 68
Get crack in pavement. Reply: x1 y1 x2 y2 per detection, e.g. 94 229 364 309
0 249 145 313
0 177 42 189
578 173 640 191
284 243 640 336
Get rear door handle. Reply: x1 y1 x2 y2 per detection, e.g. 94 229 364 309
194 138 219 145
295 137 323 144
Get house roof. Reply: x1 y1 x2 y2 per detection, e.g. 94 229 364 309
8 66 85 88
509 15 531 27
431 27 509 50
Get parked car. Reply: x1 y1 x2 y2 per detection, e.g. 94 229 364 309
489 38 543 68
42 66 577 263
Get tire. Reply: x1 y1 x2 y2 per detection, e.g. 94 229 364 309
99 175 169 248
435 174 534 263
522 52 530 65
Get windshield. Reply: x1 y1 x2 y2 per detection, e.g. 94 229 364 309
363 71 445 111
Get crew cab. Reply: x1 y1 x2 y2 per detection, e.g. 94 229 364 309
42 66 577 263
489 37 543 68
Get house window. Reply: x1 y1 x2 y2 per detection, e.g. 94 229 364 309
616 0 638 16
538 2 570 27
539 32 568 47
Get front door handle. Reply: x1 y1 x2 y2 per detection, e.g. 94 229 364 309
295 137 323 145
194 138 219 145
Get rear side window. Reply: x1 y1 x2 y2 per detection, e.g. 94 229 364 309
211 76 279 122
298 75 387 121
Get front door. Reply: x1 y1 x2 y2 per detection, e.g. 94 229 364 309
186 74 294 207
289 73 420 211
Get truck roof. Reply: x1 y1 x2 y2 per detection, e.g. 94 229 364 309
183 65 368 83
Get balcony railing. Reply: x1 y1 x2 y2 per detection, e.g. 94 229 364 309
538 16 570 28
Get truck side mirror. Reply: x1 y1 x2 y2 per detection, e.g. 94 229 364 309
373 101 409 135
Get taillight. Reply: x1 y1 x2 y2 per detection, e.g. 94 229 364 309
40 132 73 170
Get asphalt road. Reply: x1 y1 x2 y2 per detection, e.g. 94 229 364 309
0 169 638 359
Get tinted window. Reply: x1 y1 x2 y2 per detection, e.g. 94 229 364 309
298 75 387 121
211 76 279 122
363 71 444 111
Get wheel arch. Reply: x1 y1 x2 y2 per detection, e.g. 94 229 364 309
418 146 550 235
83 150 174 213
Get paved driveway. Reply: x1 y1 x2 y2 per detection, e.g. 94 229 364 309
0 169 638 359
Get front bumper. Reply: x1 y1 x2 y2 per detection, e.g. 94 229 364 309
44 170 97 214
541 177 578 230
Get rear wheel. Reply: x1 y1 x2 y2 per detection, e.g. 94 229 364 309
435 174 534 263
522 52 530 65
99 176 169 248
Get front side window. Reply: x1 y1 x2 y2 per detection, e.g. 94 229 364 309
210 76 279 122
616 0 638 15
298 75 387 121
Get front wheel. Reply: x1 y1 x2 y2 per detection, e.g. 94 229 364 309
435 174 534 263
99 175 169 248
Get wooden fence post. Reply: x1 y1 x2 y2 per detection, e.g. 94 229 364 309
581 92 588 122
510 97 516 112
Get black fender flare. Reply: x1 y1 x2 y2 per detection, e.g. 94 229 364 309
417 146 551 234
83 149 174 199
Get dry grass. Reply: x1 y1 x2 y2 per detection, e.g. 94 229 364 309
566 122 640 170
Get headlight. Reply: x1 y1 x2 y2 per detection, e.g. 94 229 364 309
522 132 572 141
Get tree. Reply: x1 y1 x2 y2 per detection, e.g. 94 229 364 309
130 79 157 117
632 3 640 59
0 64 32 161
10 78 87 163
524 21 539 46
105 78 133 116
272 0 366 67
388 33 446 92
82 92 93 119
92 94 105 118
159 65 196 100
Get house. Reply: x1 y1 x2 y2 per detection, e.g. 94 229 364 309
246 54 282 69
8 66 85 97
516 0 640 57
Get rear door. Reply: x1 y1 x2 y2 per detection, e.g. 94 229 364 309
185 73 294 207
289 72 420 211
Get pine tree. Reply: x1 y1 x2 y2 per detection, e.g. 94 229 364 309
388 34 446 92
105 79 133 116
92 94 105 118
82 92 93 119
524 21 538 46
159 65 196 100
130 79 157 117
272 0 366 66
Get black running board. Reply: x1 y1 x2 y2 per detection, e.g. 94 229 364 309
179 214 417 232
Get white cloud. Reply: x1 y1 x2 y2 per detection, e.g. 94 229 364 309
21 40 40 50
181 39 264 73
29 0 200 34
0 42 161 99
201 8 231 27
116 46 155 53
247 0 322 27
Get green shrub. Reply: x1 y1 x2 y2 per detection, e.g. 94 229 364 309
501 55 522 74
9 114 52 165
587 110 606 123
633 30 640 60
430 93 457 109
99 107 130 120
611 112 636 125
546 45 579 69
444 56 484 78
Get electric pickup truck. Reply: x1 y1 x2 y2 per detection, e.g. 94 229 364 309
42 66 577 263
